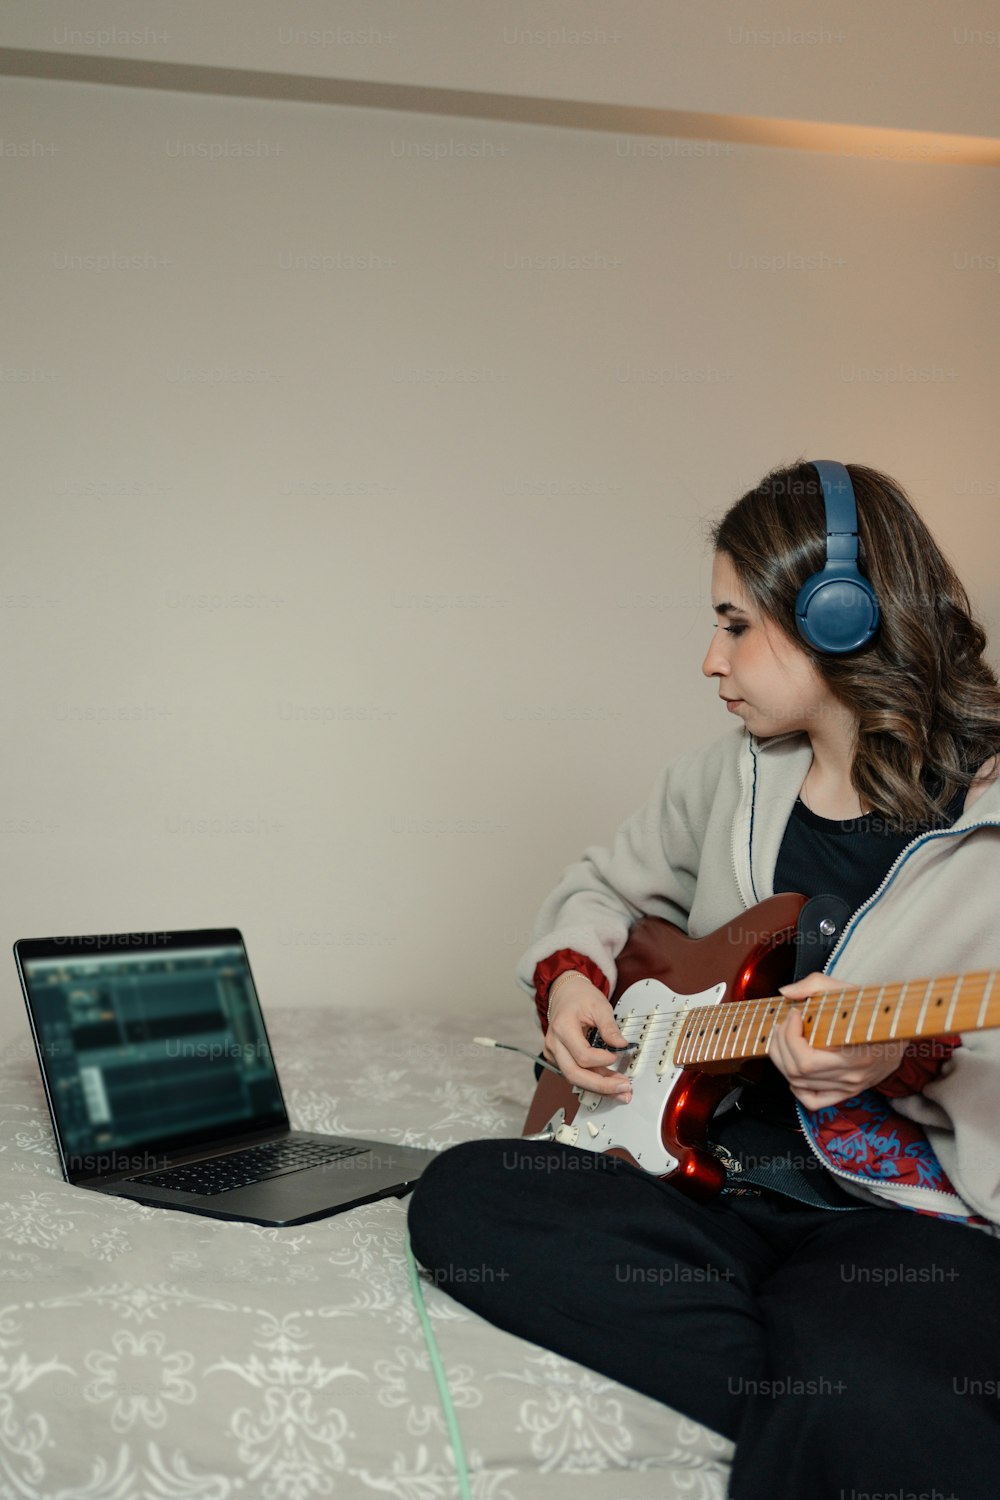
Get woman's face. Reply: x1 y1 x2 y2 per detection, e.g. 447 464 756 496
702 551 845 741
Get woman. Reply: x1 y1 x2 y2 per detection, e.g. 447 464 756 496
408 460 1000 1498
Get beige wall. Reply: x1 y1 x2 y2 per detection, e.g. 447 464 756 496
2 16 999 1019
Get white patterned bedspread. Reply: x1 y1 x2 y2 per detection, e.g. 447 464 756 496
0 1000 732 1500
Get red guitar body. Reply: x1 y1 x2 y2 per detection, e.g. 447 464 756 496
522 892 808 1200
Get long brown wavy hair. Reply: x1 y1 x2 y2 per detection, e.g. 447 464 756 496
707 459 1000 829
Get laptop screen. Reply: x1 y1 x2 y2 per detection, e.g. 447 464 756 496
15 929 289 1182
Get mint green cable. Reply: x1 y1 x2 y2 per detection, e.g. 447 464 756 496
404 1231 473 1500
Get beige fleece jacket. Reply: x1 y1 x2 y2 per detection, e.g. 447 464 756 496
516 725 1000 1227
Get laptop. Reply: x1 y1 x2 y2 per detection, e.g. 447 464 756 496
13 926 438 1226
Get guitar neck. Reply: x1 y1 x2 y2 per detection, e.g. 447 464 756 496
675 968 1000 1067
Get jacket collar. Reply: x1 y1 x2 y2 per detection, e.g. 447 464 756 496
749 728 1000 824
740 731 812 903
738 729 1000 907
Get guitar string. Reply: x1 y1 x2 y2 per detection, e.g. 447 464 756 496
607 978 988 1060
614 1000 952 1043
612 973 990 1036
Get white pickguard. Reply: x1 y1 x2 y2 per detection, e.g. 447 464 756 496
548 977 727 1175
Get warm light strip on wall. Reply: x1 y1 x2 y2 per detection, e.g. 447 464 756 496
1 46 998 167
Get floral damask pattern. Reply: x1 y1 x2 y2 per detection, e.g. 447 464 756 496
0 1004 732 1499
85 1328 198 1433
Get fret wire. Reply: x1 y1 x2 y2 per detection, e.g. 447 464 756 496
865 985 881 1042
676 1010 698 1065
685 1011 702 1063
713 999 732 1061
695 1007 712 1063
805 993 825 1045
707 1004 741 1053
707 1000 731 1061
718 999 741 1061
728 996 749 1056
771 996 790 1049
945 972 963 1032
701 1000 728 1063
689 1008 704 1068
716 999 736 1062
953 974 972 1032
752 996 776 1056
693 1003 715 1062
845 981 864 1045
732 997 761 1060
914 975 934 1038
672 1017 686 1064
681 1009 698 1065
750 994 776 1056
687 1007 709 1062
774 996 791 1051
889 978 908 1040
976 970 995 1032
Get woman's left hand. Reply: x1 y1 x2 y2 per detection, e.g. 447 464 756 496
769 971 907 1109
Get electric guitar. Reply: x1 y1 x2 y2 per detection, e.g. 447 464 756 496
522 891 997 1199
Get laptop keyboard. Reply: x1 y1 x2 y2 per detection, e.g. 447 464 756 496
126 1140 370 1197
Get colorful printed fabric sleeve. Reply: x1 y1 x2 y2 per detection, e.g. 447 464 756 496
532 949 611 1034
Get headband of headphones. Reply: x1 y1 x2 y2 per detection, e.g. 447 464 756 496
793 460 880 654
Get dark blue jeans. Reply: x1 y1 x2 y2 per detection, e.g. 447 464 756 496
408 1137 1000 1500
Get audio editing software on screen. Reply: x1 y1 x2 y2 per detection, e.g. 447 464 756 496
23 946 284 1157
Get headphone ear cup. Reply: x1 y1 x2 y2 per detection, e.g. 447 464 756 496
795 570 880 654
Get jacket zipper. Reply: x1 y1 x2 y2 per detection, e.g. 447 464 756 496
741 740 1000 1211
792 1111 971 1209
730 809 745 907
796 818 1000 1209
732 728 759 906
821 816 1000 974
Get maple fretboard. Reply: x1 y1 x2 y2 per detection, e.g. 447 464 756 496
673 970 996 1066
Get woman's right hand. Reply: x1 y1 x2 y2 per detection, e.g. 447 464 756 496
543 971 633 1100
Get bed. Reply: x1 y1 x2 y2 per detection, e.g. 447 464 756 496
0 996 732 1499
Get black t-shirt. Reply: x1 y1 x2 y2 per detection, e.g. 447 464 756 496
772 781 967 910
712 775 968 1208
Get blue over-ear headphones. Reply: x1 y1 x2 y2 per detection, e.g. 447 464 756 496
794 460 880 654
